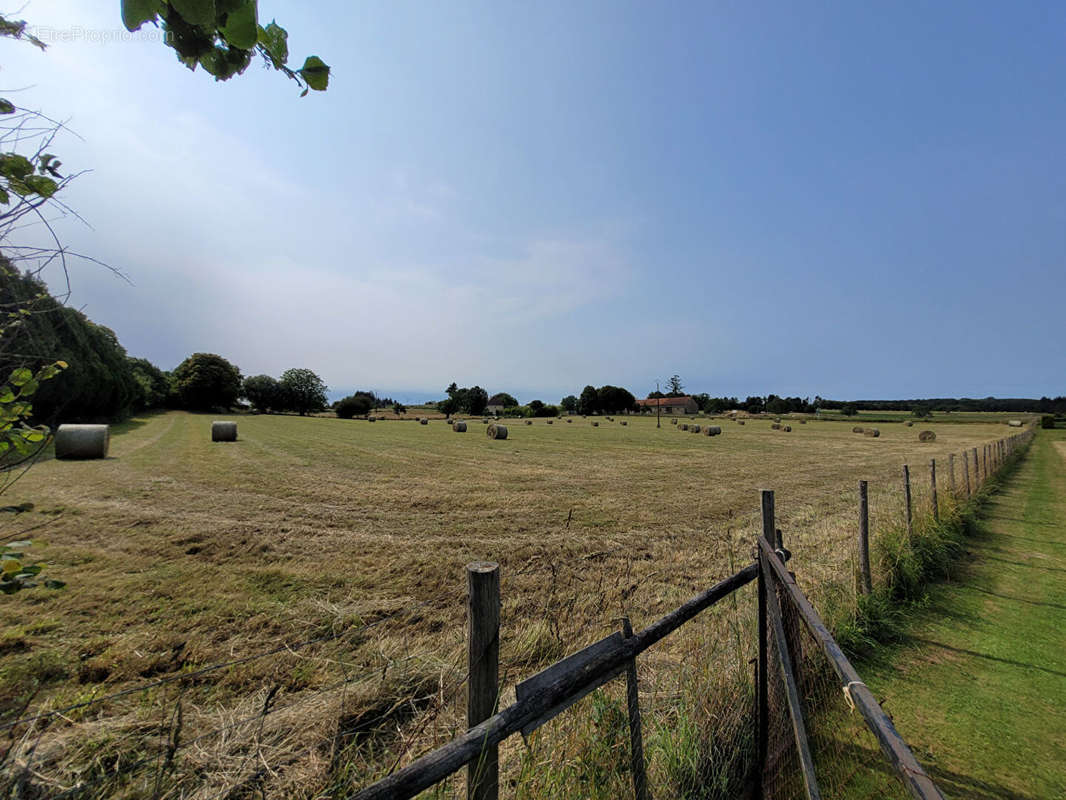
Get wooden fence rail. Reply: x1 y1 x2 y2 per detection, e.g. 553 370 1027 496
354 430 1032 800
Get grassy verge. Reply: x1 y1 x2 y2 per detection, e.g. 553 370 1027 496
852 429 1066 799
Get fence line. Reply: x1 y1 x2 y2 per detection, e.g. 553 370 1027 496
353 428 1032 800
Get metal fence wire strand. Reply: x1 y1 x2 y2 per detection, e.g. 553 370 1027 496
761 563 912 800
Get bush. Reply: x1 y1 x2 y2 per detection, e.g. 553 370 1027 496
336 394 372 419
1041 415 1055 429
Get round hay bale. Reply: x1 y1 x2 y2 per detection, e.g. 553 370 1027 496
1008 420 1022 427
918 430 936 442
453 421 467 432
547 419 554 424
864 428 880 438
620 420 627 426
690 424 701 433
799 419 806 424
420 418 429 425
525 420 533 425
368 416 376 422
566 419 572 423
483 419 490 424
55 424 110 459
783 425 792 432
671 418 678 425
592 421 599 427
852 426 864 434
681 423 689 431
486 423 508 440
771 423 782 430
905 421 914 427
703 425 722 436
737 420 745 425
211 421 238 442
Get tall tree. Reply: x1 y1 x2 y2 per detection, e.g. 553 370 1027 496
173 353 242 411
279 368 328 415
666 375 684 396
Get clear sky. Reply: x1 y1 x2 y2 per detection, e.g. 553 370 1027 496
5 1 1064 404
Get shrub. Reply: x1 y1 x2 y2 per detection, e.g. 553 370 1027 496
336 394 372 419
1042 415 1055 429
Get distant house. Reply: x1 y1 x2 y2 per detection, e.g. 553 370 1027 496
485 404 504 414
637 396 699 415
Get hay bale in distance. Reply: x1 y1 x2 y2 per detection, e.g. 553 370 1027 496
453 421 467 432
671 418 678 425
864 428 880 438
486 423 508 440
1008 420 1022 427
547 419 554 424
525 420 533 425
737 420 745 426
783 425 792 432
690 424 701 433
419 418 429 425
918 430 936 442
620 420 627 426
681 423 689 431
905 421 914 427
771 423 782 430
55 424 110 459
852 426 864 434
591 421 599 427
703 425 722 436
211 421 237 442
566 419 572 423
367 416 376 422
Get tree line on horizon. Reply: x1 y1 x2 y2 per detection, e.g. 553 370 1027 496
5 271 1063 427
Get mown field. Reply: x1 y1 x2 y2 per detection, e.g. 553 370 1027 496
0 411 1021 797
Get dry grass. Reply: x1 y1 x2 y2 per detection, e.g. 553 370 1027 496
0 411 1014 796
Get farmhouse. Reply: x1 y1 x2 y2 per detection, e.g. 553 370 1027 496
637 395 699 415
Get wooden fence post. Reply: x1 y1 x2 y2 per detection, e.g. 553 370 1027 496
963 450 971 498
903 465 913 538
858 480 872 596
973 447 980 487
755 489 774 797
930 459 938 521
620 617 649 800
467 562 500 800
948 454 956 498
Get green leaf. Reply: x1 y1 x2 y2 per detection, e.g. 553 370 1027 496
23 428 45 443
17 378 39 397
220 0 257 49
23 175 57 198
121 0 161 32
0 99 14 114
171 0 216 29
299 56 330 91
0 154 34 180
9 368 32 387
44 579 66 590
19 564 42 576
2 559 21 574
0 388 14 403
258 21 288 66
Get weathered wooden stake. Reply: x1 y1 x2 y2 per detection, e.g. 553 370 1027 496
973 447 980 487
858 480 872 596
930 459 939 521
948 454 956 498
621 617 649 800
903 465 913 538
755 489 774 797
963 450 971 498
467 562 500 800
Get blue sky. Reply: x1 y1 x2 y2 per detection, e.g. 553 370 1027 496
5 1 1064 404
